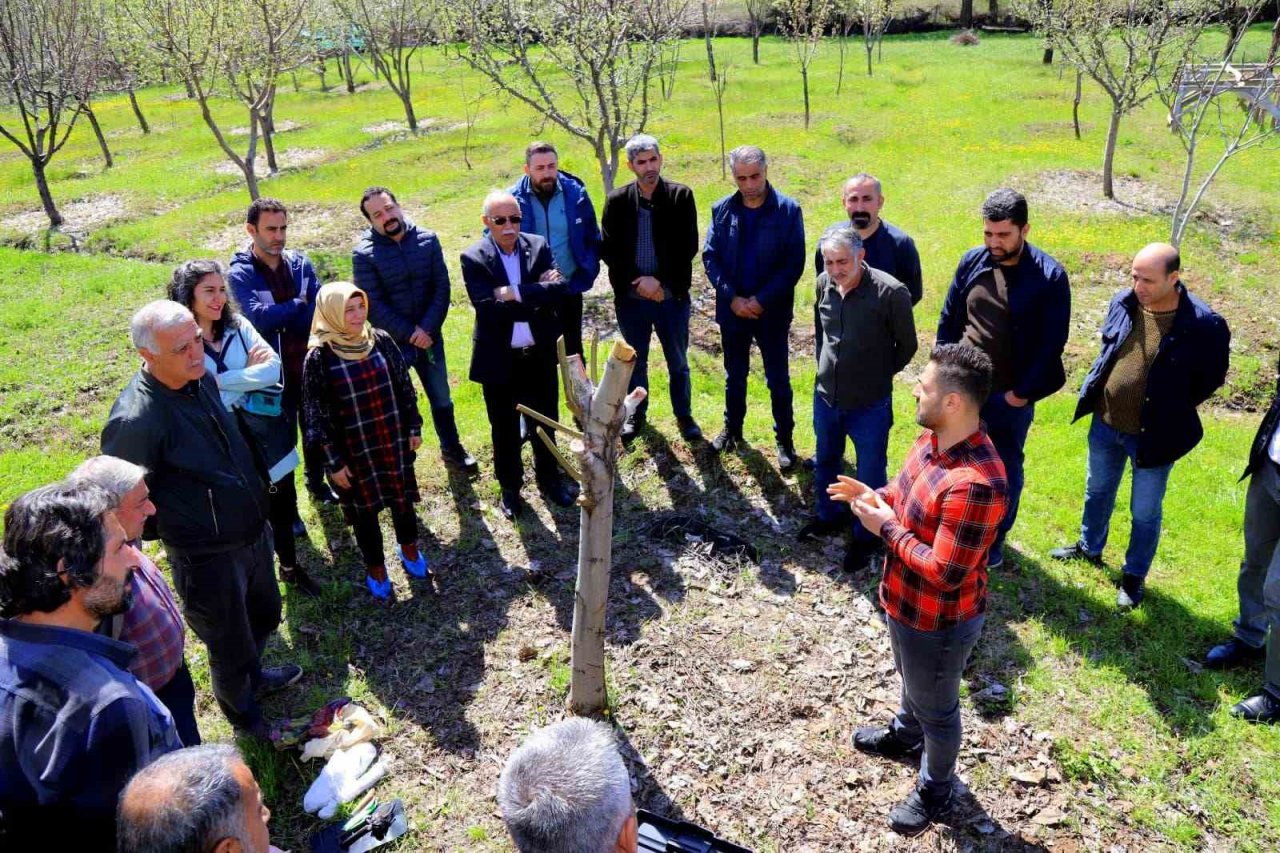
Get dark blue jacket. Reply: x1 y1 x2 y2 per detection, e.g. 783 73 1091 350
226 248 321 347
703 184 806 325
813 219 923 305
1074 284 1230 468
937 242 1071 402
351 220 451 348
509 170 601 296
1242 354 1280 481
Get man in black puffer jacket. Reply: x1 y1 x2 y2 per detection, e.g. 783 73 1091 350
101 300 301 738
353 186 478 475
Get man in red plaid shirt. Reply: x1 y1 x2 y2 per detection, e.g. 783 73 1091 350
829 343 1007 836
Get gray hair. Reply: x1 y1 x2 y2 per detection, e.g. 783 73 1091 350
843 172 882 195
818 224 864 257
498 718 633 853
66 456 147 506
117 744 252 853
130 300 194 352
624 134 660 162
727 144 767 172
483 189 520 217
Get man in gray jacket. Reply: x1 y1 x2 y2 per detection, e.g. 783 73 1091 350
101 300 300 738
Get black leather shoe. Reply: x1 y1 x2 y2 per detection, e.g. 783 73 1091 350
291 518 308 538
676 415 703 441
307 484 340 506
797 516 843 542
801 456 815 471
1230 689 1280 724
776 442 799 473
499 490 524 520
1117 573 1145 608
711 427 741 453
1049 541 1103 566
539 478 579 508
442 444 480 475
1205 637 1266 670
621 414 646 446
256 664 302 697
888 785 953 836
853 725 923 758
281 566 322 598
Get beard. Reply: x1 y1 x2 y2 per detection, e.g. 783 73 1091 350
534 175 557 195
989 238 1025 262
83 571 134 619
914 402 941 431
383 217 403 236
850 212 872 228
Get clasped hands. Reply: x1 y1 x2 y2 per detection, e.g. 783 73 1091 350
730 295 764 319
632 276 666 302
826 475 895 536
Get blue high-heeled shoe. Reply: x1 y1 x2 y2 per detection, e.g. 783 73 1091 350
365 573 393 600
396 545 430 578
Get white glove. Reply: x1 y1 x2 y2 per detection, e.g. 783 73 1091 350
303 743 388 819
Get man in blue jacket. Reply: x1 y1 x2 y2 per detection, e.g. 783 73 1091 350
937 189 1071 568
509 141 602 357
1051 244 1229 608
353 186 478 475
1203 352 1280 723
811 173 923 306
702 145 807 471
226 198 332 512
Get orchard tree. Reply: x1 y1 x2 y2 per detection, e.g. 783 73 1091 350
0 0 96 227
1027 0 1216 199
446 0 689 192
333 0 433 131
775 0 837 129
745 0 771 64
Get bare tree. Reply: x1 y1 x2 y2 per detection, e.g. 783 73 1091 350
959 0 973 28
712 62 730 179
101 0 157 134
1161 2 1278 247
775 0 836 129
0 0 95 227
223 0 310 174
1027 0 1216 199
333 0 432 131
129 0 266 199
850 0 894 76
446 0 689 192
745 0 770 64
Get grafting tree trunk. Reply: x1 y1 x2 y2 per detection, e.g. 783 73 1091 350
519 337 645 716
79 100 113 168
1072 69 1082 140
1102 104 1121 199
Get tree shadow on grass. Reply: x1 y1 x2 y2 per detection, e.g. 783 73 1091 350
983 546 1248 735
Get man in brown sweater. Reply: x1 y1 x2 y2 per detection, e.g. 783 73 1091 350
1051 243 1230 607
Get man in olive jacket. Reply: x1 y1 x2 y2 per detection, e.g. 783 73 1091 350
600 134 701 443
101 301 299 737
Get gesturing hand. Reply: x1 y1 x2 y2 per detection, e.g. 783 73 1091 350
850 491 895 537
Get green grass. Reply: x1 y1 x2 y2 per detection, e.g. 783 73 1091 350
2 27 1279 850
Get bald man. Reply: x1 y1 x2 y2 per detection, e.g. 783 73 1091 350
1051 244 1229 608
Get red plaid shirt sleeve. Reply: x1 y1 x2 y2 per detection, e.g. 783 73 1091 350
881 479 1004 590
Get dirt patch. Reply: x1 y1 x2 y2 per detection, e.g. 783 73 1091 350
362 120 409 134
1020 169 1175 217
0 194 128 239
211 147 329 177
227 120 303 137
203 202 368 256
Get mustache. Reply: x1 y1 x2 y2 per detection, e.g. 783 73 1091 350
851 213 872 226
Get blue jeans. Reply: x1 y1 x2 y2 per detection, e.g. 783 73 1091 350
721 314 794 442
1079 416 1174 578
616 296 692 419
813 392 892 542
980 391 1036 561
1234 459 1280 696
410 338 462 450
888 614 985 796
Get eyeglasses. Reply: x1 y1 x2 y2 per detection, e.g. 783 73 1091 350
489 215 522 226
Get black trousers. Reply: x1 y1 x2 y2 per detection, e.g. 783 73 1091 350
153 661 201 747
165 528 281 730
560 292 584 356
267 475 297 569
482 350 561 491
347 505 419 568
282 363 327 494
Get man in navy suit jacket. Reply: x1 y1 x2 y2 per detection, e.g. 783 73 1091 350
461 191 580 520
